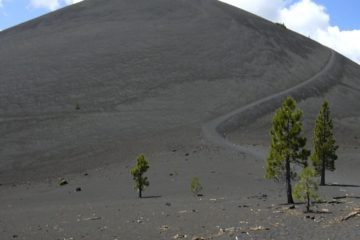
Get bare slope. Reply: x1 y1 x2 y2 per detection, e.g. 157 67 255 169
0 0 346 183
1 1 360 239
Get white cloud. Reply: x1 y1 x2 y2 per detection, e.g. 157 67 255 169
220 0 360 64
279 0 329 37
64 0 83 4
220 0 285 21
29 0 83 10
30 0 60 10
316 27 360 64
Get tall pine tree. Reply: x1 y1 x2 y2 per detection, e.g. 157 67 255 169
266 97 310 204
311 101 338 186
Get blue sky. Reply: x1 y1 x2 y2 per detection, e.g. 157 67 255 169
0 0 49 30
0 0 359 31
0 0 360 63
314 0 360 30
0 0 79 30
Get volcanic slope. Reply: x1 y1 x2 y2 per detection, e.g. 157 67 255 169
2 1 360 239
0 0 353 183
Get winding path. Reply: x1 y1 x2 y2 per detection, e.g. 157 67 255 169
202 49 342 158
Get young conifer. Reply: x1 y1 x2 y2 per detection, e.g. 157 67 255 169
265 97 310 204
311 101 338 186
293 167 320 212
130 154 150 198
190 177 203 196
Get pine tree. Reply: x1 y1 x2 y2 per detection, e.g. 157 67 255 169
293 167 320 212
311 101 338 186
130 154 150 198
265 97 310 204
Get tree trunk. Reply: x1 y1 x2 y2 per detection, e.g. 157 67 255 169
285 156 294 204
306 192 310 213
320 118 326 186
139 187 142 198
320 156 326 186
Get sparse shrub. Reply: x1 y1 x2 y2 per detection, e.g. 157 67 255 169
275 22 287 29
130 154 150 198
190 177 203 196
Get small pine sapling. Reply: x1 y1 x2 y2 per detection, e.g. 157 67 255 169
190 177 203 196
293 167 320 212
130 154 150 198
